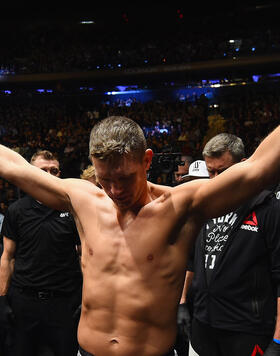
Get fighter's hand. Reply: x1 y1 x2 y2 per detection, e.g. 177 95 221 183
0 295 15 328
263 341 280 356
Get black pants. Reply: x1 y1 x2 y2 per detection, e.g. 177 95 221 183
191 318 272 356
174 329 189 356
0 327 13 356
7 285 81 356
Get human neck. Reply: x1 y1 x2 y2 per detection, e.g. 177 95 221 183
115 183 152 216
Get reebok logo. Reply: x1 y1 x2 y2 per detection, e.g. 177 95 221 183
241 211 258 232
243 211 258 226
240 224 258 232
250 344 264 356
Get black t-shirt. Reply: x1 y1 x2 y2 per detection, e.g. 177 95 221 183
204 211 239 284
190 191 280 334
1 195 82 293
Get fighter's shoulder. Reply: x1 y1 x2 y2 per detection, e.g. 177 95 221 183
64 177 96 188
148 179 208 199
63 177 102 197
170 178 213 214
173 178 209 194
148 181 173 199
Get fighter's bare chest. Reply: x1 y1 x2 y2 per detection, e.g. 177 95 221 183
81 205 178 274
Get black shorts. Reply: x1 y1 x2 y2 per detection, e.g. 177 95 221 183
78 346 175 356
78 346 94 356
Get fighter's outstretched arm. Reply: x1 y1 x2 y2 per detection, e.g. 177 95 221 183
0 145 71 211
175 125 280 220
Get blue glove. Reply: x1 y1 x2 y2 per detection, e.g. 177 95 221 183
263 340 280 356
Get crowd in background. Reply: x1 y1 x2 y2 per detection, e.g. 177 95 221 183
0 14 279 75
0 5 279 356
0 84 279 216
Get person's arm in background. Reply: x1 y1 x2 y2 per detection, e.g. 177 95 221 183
178 271 194 335
177 240 196 341
0 237 16 327
174 125 280 223
263 298 280 355
180 271 194 304
273 298 280 340
175 269 194 355
73 243 82 325
0 144 70 211
0 237 15 296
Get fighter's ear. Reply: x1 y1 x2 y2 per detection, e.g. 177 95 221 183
144 149 153 171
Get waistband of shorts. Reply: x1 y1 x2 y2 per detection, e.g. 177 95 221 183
78 345 174 356
78 346 94 356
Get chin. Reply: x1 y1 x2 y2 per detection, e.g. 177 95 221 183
114 197 129 206
117 197 137 210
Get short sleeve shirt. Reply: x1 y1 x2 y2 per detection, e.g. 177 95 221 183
1 195 82 293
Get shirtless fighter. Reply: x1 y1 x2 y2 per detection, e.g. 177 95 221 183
0 116 280 356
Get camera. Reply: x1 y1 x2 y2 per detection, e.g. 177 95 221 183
147 152 184 186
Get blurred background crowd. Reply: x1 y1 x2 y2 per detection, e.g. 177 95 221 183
0 2 279 356
0 85 279 214
0 2 279 75
0 0 278 212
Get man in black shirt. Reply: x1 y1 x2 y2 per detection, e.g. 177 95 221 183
0 150 82 356
188 134 280 356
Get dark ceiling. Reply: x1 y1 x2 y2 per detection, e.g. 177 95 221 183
3 1 280 23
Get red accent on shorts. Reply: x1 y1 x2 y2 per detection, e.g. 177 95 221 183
251 344 264 356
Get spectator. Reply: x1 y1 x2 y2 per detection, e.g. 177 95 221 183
175 160 209 356
188 133 280 356
0 150 82 356
80 164 102 188
174 155 193 184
